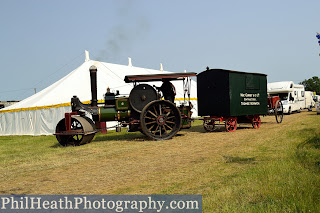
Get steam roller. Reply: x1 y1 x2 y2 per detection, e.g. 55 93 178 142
54 65 196 146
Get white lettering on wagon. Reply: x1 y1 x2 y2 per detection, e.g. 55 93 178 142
240 93 260 106
240 93 260 98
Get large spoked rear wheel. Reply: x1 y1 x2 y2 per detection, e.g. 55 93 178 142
140 100 182 140
55 116 96 146
252 115 261 129
225 117 237 132
275 100 283 123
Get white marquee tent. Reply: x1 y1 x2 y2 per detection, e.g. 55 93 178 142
0 51 198 135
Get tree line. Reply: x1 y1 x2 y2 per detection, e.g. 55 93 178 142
299 76 320 95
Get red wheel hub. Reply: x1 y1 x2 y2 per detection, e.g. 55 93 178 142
252 115 261 129
225 117 237 132
157 115 166 125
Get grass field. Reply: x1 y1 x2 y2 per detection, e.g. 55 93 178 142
1 111 320 212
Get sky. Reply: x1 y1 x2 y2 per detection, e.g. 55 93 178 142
1 0 320 101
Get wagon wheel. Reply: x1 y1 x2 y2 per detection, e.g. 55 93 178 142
203 119 215 132
274 100 283 123
225 117 237 132
140 100 181 140
252 115 261 129
55 116 96 146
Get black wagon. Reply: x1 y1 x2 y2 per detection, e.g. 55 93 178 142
197 68 268 132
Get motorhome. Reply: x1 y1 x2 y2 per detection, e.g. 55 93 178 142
314 95 320 115
305 91 315 111
267 81 305 114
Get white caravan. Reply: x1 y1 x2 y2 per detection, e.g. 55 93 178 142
267 81 305 114
304 91 315 111
315 95 320 114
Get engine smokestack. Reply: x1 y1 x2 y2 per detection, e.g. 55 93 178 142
89 65 98 107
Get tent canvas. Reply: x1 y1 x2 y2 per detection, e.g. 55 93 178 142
0 55 198 135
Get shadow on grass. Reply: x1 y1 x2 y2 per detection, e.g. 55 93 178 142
50 130 186 148
183 122 264 133
305 113 319 116
297 135 320 150
289 127 316 138
94 131 185 142
50 131 146 148
297 135 320 171
50 143 62 148
222 155 256 164
182 124 206 133
93 131 146 142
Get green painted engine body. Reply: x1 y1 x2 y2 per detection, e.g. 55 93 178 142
98 97 131 122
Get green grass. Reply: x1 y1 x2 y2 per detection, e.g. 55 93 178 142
201 115 320 212
1 112 320 212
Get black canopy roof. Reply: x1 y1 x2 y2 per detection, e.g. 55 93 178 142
124 72 197 83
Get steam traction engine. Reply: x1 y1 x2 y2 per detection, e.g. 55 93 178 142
54 65 196 146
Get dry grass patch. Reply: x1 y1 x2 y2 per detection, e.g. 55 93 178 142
1 111 320 212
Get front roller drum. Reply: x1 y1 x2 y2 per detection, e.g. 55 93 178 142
55 116 96 146
140 100 182 140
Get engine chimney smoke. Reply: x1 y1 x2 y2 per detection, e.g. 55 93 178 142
89 65 98 107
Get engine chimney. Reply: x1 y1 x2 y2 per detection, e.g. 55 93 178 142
89 65 98 107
